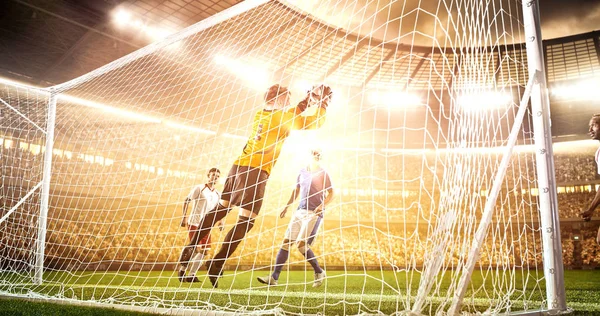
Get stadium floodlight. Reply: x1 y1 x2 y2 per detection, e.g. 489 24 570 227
435 143 536 155
551 76 600 100
112 8 175 43
58 95 162 123
113 9 132 27
368 91 421 108
64 94 218 135
132 19 145 29
0 78 214 133
381 148 430 154
457 91 512 111
163 121 216 135
146 27 172 41
1 76 212 134
0 76 47 92
292 78 312 93
213 55 269 90
223 133 248 140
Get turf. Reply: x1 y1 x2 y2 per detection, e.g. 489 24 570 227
1 270 599 315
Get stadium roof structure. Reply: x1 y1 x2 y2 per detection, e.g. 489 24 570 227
1 0 599 88
0 0 243 85
1 0 599 146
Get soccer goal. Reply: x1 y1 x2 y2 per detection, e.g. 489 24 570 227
0 0 568 314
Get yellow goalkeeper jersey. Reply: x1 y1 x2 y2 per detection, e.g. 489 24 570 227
233 107 326 175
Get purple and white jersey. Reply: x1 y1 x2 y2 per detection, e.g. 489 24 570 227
296 166 333 212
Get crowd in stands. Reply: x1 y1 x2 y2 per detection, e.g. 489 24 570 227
4 132 600 271
554 155 598 183
581 230 600 266
1 199 592 270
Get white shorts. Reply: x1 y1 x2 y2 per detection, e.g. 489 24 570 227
284 209 321 244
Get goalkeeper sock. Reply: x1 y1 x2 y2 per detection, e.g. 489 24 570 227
303 249 323 274
210 216 255 274
189 252 205 276
271 248 289 281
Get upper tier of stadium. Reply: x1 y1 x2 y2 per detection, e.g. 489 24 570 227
1 0 599 148
1 1 598 89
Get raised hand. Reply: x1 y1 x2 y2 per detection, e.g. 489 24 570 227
581 209 594 222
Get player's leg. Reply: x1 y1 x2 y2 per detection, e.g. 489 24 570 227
188 248 206 280
256 238 292 286
178 202 230 268
596 226 600 244
189 165 240 248
272 238 292 280
272 210 302 280
179 166 239 267
206 167 268 286
188 200 231 246
208 213 256 273
257 211 299 285
188 234 212 282
178 224 200 281
297 213 325 287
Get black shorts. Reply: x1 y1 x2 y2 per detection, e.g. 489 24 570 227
221 165 269 214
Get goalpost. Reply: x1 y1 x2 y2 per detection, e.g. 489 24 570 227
0 0 568 314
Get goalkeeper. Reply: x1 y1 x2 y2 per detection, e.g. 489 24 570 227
178 83 332 287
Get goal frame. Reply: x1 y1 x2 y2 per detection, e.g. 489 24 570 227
17 0 569 314
521 0 567 312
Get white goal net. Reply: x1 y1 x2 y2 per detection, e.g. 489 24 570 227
0 0 566 314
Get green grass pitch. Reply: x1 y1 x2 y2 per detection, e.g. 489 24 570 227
2 270 600 315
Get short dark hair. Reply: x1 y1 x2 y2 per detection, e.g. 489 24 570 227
264 84 290 103
208 167 220 174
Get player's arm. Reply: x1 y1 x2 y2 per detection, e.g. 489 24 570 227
288 99 309 115
582 189 600 221
280 184 300 218
293 85 332 130
181 197 191 227
294 108 327 130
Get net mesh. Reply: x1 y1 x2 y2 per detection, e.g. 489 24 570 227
0 84 47 273
0 0 560 314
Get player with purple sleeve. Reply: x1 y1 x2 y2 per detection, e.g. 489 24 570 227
257 148 334 287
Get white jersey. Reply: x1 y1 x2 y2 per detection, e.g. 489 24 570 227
596 147 600 175
187 184 220 226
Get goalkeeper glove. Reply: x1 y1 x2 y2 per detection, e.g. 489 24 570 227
296 85 333 112
296 97 309 113
309 84 333 109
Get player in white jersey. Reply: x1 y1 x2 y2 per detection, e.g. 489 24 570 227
177 167 224 282
257 148 334 287
582 114 600 244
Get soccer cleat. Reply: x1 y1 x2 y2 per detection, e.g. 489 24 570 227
177 269 186 282
312 271 326 288
208 275 219 288
182 275 200 283
205 260 223 288
256 275 278 286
